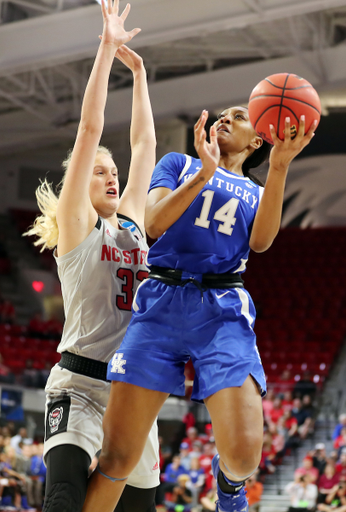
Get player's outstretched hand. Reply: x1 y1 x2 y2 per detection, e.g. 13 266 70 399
100 0 141 49
115 45 144 73
194 110 220 176
269 115 317 172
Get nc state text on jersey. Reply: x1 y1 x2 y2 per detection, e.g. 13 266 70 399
101 246 147 265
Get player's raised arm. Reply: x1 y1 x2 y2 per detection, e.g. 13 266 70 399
116 46 156 233
56 1 140 256
145 110 220 239
250 116 317 253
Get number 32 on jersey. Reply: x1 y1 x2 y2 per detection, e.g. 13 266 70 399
116 269 148 311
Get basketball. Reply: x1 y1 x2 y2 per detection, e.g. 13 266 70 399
248 73 321 144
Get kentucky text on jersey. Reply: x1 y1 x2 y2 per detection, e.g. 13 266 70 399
147 152 264 275
101 246 147 265
182 173 259 209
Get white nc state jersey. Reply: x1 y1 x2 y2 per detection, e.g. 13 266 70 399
54 215 148 362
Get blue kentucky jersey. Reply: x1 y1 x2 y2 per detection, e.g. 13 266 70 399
148 152 264 275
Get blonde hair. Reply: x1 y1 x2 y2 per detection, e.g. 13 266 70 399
24 145 113 252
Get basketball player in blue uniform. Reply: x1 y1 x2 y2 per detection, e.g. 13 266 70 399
82 106 317 512
25 1 160 511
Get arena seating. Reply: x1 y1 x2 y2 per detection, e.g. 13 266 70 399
2 214 346 388
246 227 346 388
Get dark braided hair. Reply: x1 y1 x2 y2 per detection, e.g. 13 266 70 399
242 140 272 186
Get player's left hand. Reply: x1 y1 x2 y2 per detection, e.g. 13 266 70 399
269 115 317 172
100 0 141 49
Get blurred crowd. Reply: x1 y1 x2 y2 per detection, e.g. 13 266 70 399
284 413 346 511
0 310 63 389
156 423 264 512
0 424 45 511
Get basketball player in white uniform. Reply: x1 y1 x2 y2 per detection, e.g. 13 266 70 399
25 1 159 511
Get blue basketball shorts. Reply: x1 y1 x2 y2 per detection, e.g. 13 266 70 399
107 277 267 402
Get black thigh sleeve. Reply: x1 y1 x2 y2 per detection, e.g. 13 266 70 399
115 485 157 512
43 444 91 512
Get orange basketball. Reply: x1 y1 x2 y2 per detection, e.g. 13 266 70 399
248 73 321 144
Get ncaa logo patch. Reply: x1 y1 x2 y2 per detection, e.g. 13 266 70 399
122 221 136 233
49 407 63 434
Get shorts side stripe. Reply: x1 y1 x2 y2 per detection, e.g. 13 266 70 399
132 279 147 312
236 287 254 327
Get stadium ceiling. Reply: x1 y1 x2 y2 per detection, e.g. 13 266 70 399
1 0 346 155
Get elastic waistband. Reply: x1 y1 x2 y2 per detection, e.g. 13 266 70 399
149 266 244 290
58 351 108 382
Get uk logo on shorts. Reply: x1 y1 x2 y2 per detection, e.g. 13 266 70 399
110 353 126 374
49 407 63 434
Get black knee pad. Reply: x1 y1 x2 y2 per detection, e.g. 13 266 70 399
43 482 84 512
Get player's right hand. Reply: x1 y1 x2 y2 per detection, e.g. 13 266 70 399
194 110 220 178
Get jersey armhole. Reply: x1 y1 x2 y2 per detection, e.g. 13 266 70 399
95 217 102 230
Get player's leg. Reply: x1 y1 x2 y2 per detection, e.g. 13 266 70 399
115 485 157 512
82 381 168 512
116 417 159 512
43 444 91 512
204 376 263 512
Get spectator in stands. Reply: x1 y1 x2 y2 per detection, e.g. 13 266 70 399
0 448 26 509
15 443 32 476
158 436 172 473
278 410 299 447
334 427 346 452
179 442 192 471
295 456 320 484
0 299 15 324
285 473 318 511
0 353 15 384
27 312 47 339
182 427 200 450
317 481 346 511
200 476 218 511
199 440 216 492
182 409 196 433
26 443 46 509
188 457 205 506
275 369 296 394
292 397 314 439
262 388 275 418
189 440 203 461
317 463 340 504
164 474 193 511
199 441 216 474
45 314 63 340
245 471 263 512
37 361 52 389
268 396 285 425
268 422 285 456
282 390 294 413
333 414 346 441
156 454 187 506
293 371 317 400
259 432 276 476
313 443 328 476
10 428 32 455
22 358 39 388
336 449 346 480
199 478 217 512
302 394 316 418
